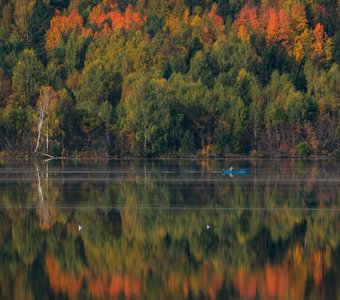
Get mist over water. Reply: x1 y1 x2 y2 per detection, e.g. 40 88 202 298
0 159 339 299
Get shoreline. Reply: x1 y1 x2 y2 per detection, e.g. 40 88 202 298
0 152 338 161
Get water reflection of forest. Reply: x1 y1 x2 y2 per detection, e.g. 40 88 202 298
0 159 339 208
1 208 340 299
0 159 339 299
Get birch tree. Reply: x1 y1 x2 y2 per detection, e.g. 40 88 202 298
34 86 57 153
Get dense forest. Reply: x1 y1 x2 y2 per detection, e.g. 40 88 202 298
0 0 339 157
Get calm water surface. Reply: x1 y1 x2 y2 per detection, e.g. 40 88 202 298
0 159 339 299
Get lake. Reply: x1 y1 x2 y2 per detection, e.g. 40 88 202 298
0 159 339 299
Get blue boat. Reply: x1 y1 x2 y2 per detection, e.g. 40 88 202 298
223 168 249 175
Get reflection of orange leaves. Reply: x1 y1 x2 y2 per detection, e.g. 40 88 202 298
128 276 141 296
235 266 257 298
167 269 224 297
168 272 179 292
276 265 289 298
292 244 304 267
89 277 107 298
263 264 277 298
199 264 224 299
108 274 141 298
208 273 224 300
109 275 124 296
233 262 305 300
244 277 257 298
311 250 323 286
45 254 83 300
88 274 141 298
124 274 138 297
183 279 189 297
45 254 141 299
200 265 209 282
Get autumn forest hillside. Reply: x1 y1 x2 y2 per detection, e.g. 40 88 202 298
0 0 339 157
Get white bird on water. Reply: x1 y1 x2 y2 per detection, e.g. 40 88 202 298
206 225 210 230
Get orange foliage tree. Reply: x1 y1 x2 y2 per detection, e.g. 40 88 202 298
266 8 279 44
207 3 225 35
311 23 332 63
46 3 144 51
88 2 144 36
234 5 261 42
46 10 84 51
190 3 225 46
266 9 291 47
233 2 333 63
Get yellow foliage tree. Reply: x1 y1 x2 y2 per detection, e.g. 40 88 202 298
311 23 332 63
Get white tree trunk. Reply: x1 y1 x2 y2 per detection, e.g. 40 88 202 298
36 165 44 204
34 110 45 153
46 125 49 152
34 86 56 154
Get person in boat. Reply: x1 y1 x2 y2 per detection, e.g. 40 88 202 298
229 166 234 171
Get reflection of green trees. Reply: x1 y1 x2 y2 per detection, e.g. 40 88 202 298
2 205 340 298
0 206 339 298
12 212 44 264
1 159 338 208
0 160 339 298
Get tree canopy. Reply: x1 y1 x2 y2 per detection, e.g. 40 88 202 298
0 0 339 157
